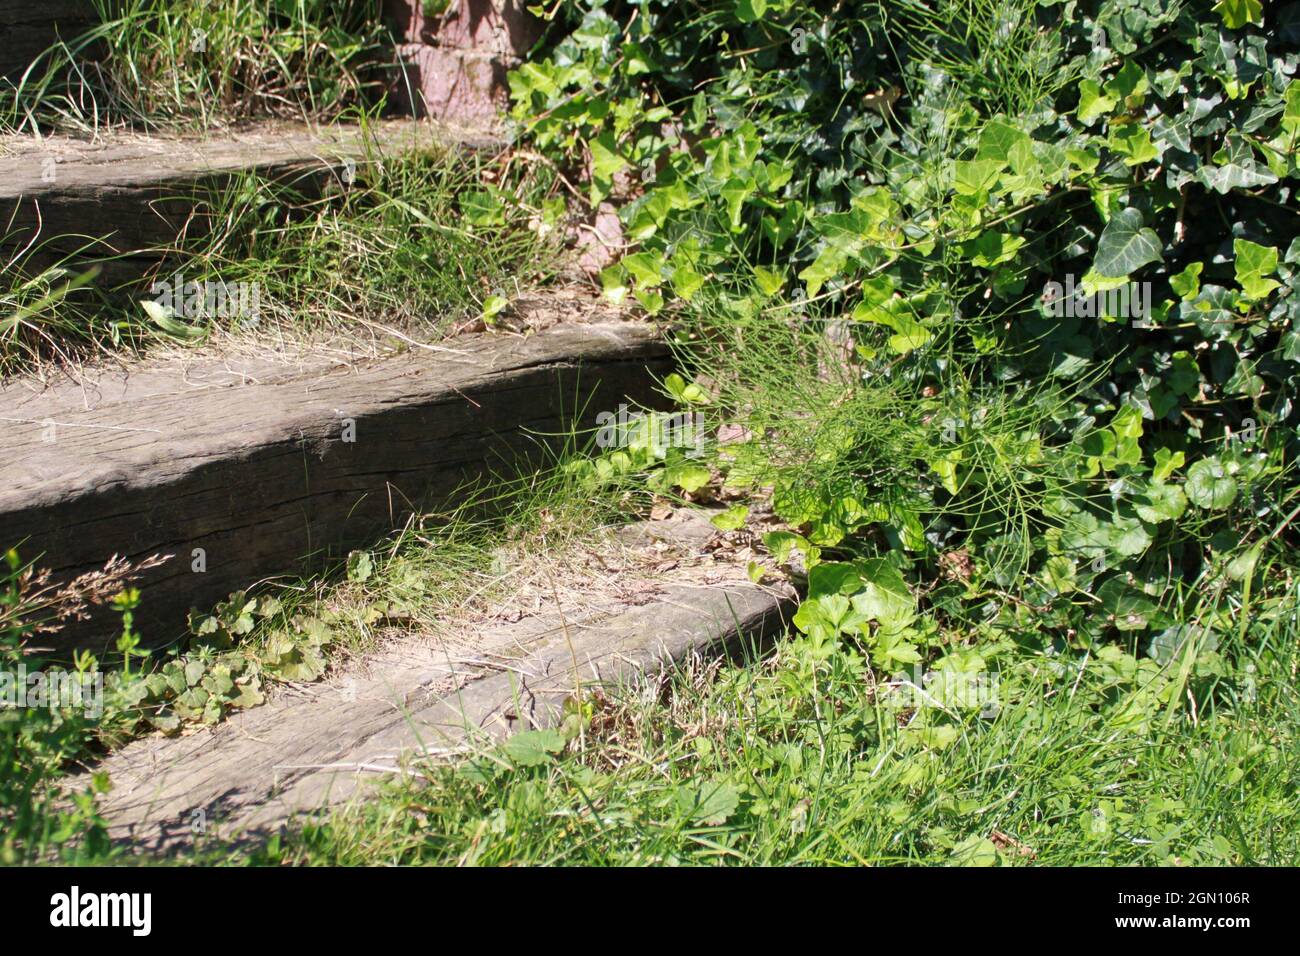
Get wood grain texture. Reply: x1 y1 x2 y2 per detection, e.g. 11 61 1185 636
0 321 672 650
0 119 501 284
71 510 797 852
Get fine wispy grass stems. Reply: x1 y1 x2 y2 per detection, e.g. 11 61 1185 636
1 137 561 374
3 0 393 135
241 582 1298 866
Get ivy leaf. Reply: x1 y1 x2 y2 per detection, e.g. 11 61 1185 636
1169 262 1202 300
720 176 757 231
852 277 932 354
1197 136 1278 194
798 245 848 298
752 266 785 298
664 372 707 404
670 264 705 301
589 131 627 202
480 295 509 323
710 505 749 531
623 250 666 289
599 264 629 305
976 120 1032 162
953 159 1003 195
632 267 665 307
1152 448 1185 482
763 530 818 567
1213 0 1263 29
849 558 915 631
961 230 1025 268
808 561 864 598
1076 79 1117 125
1091 208 1163 278
1282 82 1300 137
664 460 711 492
1107 123 1160 166
1233 239 1280 300
1105 61 1149 107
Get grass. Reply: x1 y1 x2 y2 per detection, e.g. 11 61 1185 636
2 0 394 135
9 508 1299 866
1 0 561 374
1 131 562 375
148 132 560 347
4 0 1297 870
0 248 107 375
0 440 656 864
227 572 1298 866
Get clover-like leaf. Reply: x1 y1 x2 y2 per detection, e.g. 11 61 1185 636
680 780 741 825
1185 457 1238 510
502 728 566 767
1135 482 1187 524
950 835 998 867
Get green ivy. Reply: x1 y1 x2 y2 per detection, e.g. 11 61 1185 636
516 1 1298 707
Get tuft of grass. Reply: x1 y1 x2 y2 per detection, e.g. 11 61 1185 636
0 430 659 863
1 133 563 375
242 579 1299 867
163 136 560 346
0 245 106 376
883 0 1075 118
3 0 394 135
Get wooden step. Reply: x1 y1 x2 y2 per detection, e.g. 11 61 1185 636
73 509 797 852
0 318 671 651
0 119 501 286
0 0 97 81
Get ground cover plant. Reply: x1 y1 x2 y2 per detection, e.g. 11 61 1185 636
506 0 1300 717
0 457 652 863
239 0 1299 864
252 603 1299 866
3 0 1298 866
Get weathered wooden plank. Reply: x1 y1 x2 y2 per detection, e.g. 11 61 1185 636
0 320 672 650
0 119 501 285
70 510 797 851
